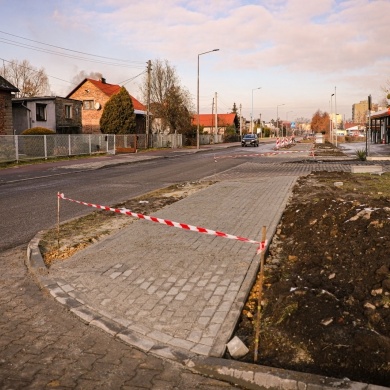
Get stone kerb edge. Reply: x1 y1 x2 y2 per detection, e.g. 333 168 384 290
25 230 197 364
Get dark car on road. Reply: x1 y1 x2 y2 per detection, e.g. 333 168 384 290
241 134 259 147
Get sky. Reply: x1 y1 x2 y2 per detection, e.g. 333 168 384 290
1 0 389 123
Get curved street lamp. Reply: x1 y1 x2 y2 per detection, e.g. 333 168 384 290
251 87 261 134
330 93 335 142
197 49 219 149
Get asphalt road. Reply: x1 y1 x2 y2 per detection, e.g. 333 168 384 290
0 146 265 252
0 145 270 389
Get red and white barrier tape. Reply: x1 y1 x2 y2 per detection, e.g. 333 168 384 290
214 150 311 160
58 193 267 253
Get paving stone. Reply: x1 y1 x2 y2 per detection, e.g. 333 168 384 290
4 145 375 389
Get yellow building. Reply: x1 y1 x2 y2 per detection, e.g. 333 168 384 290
352 100 378 124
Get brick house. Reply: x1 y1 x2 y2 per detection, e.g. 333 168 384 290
192 113 239 135
66 78 147 134
0 76 19 135
12 96 82 134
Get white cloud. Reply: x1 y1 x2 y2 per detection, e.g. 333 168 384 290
1 0 389 119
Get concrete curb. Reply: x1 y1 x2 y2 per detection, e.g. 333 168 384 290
26 230 387 390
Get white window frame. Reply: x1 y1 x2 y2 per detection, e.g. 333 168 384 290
65 104 73 119
36 103 47 121
83 100 94 110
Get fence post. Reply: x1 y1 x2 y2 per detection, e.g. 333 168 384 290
44 135 47 160
89 134 92 155
14 135 19 162
68 134 71 156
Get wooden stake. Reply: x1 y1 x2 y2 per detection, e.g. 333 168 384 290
254 225 267 362
57 192 60 253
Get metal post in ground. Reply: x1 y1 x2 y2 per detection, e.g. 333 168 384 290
254 225 267 363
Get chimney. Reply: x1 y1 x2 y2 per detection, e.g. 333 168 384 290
100 77 106 84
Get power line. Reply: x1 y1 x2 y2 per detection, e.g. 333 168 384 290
119 70 147 85
0 30 144 65
0 57 73 85
1 57 146 91
0 37 144 69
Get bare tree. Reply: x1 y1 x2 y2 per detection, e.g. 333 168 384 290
380 79 390 106
0 59 50 97
140 59 193 134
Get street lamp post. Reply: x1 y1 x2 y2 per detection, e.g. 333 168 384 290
197 49 219 149
330 93 334 143
334 86 338 147
286 111 293 136
276 104 285 137
251 87 261 134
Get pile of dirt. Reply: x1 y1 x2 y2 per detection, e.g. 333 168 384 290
313 142 347 156
234 171 390 386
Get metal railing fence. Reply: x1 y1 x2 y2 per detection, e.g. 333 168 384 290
0 133 224 163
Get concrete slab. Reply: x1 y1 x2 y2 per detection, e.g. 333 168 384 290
351 165 383 174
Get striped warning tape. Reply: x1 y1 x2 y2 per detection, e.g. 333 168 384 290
214 150 311 160
58 193 267 252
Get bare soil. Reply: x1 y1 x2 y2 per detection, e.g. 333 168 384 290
38 146 390 386
234 170 390 387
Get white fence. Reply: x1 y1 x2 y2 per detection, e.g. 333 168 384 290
0 134 115 163
0 133 193 163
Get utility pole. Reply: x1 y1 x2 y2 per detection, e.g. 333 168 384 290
334 86 338 147
367 94 371 157
146 60 151 148
211 97 214 134
259 113 262 138
214 92 218 136
239 104 242 137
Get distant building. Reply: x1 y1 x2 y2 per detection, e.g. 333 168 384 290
370 108 390 144
352 100 378 124
66 77 146 134
12 96 82 134
192 113 238 135
330 113 343 126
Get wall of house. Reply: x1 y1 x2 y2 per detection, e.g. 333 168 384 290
69 80 146 134
0 91 14 135
55 97 82 134
12 104 30 134
68 80 106 134
26 99 56 131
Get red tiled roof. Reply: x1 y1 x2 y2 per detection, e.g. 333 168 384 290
344 122 359 129
88 79 120 97
88 79 146 111
67 78 146 111
192 113 237 127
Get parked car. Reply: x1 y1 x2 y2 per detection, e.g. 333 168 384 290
241 134 259 147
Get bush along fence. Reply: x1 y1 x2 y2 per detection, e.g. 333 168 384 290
0 133 195 164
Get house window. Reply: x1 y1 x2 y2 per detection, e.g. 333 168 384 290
65 105 72 119
36 103 47 121
83 100 94 110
